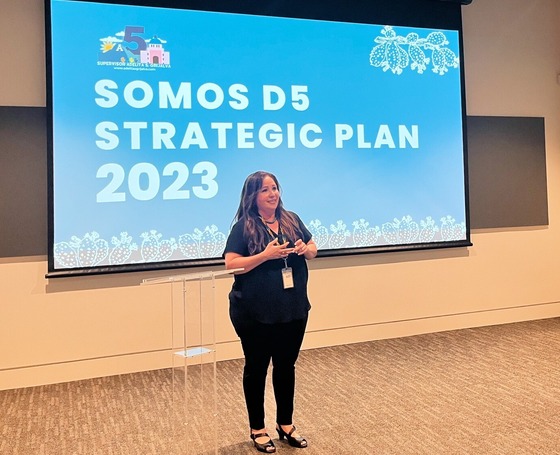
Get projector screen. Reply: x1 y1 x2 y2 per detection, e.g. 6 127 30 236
46 0 471 276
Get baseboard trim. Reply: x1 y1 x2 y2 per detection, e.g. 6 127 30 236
302 301 560 350
2 302 559 390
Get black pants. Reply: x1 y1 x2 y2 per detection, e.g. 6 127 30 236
237 317 308 430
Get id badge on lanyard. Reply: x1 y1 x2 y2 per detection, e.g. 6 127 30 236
281 257 294 289
267 224 294 289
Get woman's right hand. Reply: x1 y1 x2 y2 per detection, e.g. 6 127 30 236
263 239 293 260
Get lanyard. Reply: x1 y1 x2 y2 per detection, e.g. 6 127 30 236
262 220 289 267
261 218 284 243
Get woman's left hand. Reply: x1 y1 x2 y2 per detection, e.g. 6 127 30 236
294 239 318 260
294 239 308 255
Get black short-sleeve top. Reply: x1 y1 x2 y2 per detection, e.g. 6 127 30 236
224 212 312 325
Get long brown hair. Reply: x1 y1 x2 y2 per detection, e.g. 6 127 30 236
233 171 300 254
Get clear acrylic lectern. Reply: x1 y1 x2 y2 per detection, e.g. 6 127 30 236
142 269 240 455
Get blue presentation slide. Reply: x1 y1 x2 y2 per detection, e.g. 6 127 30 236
49 0 467 270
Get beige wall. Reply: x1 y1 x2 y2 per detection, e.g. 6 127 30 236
1 0 560 390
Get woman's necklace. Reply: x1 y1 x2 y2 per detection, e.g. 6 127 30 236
260 215 277 225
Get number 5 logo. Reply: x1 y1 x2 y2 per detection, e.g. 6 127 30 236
123 26 146 55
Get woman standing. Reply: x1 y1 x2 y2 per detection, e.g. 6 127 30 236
224 171 317 453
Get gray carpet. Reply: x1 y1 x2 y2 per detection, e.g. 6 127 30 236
1 318 559 454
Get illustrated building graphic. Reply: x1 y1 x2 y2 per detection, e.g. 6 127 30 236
140 36 170 64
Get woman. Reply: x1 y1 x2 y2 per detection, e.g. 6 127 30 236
224 171 317 453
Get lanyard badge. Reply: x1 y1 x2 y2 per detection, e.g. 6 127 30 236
282 259 294 289
264 221 294 289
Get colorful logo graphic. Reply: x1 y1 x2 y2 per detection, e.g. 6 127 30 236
98 25 171 69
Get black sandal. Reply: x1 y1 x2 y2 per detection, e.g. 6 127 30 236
250 432 276 453
277 425 308 448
